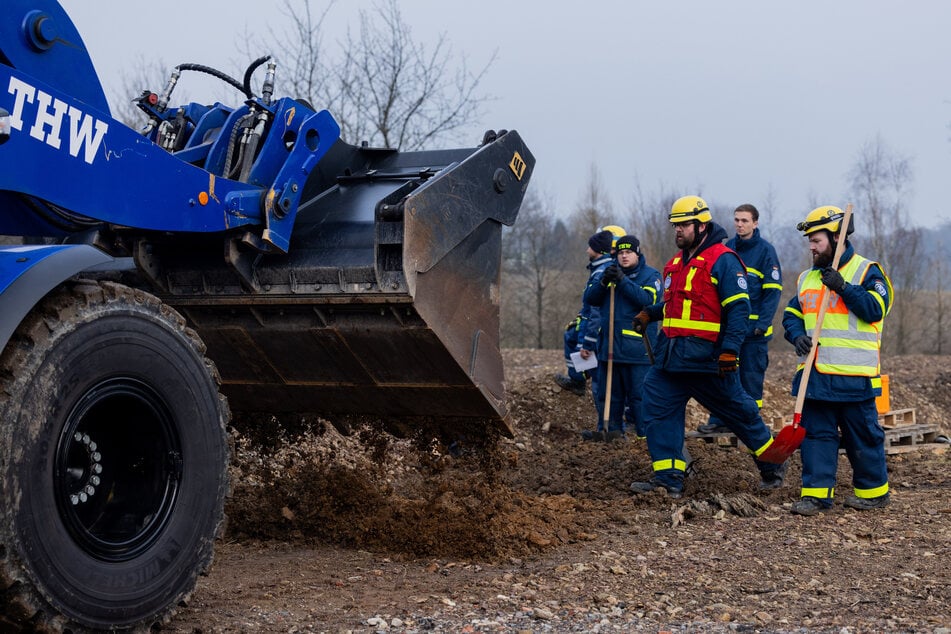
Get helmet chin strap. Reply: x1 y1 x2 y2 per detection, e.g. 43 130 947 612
686 221 707 255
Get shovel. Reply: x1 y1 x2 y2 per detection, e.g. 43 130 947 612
602 285 616 430
758 203 852 464
642 322 654 365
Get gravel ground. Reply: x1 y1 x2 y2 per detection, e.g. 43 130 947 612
166 349 951 633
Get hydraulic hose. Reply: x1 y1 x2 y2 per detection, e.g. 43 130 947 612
175 63 250 99
242 56 273 102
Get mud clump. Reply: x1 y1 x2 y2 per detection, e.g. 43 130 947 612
224 349 951 564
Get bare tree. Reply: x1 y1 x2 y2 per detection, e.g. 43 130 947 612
847 136 921 353
500 189 573 348
263 1 338 112
338 1 495 149
625 181 679 270
569 164 615 241
260 0 495 150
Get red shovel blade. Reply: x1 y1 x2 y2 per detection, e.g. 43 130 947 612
758 414 806 464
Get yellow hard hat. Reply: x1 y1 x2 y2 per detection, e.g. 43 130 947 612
797 205 853 236
669 196 712 224
598 224 627 247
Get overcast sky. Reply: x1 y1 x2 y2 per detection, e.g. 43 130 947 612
60 1 951 231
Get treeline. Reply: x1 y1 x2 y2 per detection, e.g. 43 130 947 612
501 147 951 356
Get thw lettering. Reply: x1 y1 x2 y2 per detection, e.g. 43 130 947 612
7 75 108 164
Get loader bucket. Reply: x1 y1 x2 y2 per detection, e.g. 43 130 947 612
149 131 535 440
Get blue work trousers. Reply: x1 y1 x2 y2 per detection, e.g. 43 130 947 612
799 398 888 504
564 326 601 414
643 366 778 489
563 327 586 383
593 362 648 435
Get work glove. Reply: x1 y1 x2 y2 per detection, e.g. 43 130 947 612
718 351 739 376
753 327 765 337
793 335 813 357
631 310 650 334
820 267 846 293
600 264 622 286
565 316 580 332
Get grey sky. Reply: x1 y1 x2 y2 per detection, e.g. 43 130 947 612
60 1 951 229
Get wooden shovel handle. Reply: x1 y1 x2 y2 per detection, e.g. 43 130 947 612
603 284 615 424
793 203 853 422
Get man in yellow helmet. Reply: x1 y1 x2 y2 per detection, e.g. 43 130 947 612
629 196 786 497
782 206 893 516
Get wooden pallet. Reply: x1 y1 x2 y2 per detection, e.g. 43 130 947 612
883 423 940 454
880 408 916 428
688 421 946 456
768 408 917 431
687 431 744 450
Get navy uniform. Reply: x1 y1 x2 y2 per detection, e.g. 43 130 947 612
630 197 786 497
783 206 893 515
583 235 661 438
703 207 783 432
556 230 615 398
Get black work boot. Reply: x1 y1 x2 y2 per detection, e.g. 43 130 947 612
630 478 683 499
580 429 605 442
554 373 586 396
759 462 787 490
844 493 890 511
696 422 730 434
790 496 831 516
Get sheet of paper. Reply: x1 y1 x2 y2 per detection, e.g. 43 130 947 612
570 350 598 372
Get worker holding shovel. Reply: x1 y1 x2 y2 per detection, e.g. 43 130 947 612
782 205 893 516
582 234 661 440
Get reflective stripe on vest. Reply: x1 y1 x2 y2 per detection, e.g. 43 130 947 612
661 243 735 342
797 254 887 376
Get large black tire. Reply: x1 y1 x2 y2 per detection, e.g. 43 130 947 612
0 281 229 632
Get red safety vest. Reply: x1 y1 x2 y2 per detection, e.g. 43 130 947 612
662 243 734 342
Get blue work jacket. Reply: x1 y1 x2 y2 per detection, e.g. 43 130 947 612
728 228 783 340
584 255 661 364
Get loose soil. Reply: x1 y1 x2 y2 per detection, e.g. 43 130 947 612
166 351 951 633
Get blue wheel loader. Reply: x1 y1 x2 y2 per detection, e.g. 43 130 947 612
0 2 534 630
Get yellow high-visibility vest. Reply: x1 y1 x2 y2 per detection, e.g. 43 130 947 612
796 254 892 376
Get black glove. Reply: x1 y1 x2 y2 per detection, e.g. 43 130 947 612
753 327 765 337
820 267 846 293
718 351 739 375
793 335 813 356
632 310 650 334
601 264 622 286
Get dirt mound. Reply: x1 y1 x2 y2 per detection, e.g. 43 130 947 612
173 349 951 632
224 348 951 561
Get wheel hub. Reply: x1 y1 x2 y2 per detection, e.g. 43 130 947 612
55 378 182 562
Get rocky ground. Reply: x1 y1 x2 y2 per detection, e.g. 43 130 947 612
166 350 951 633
